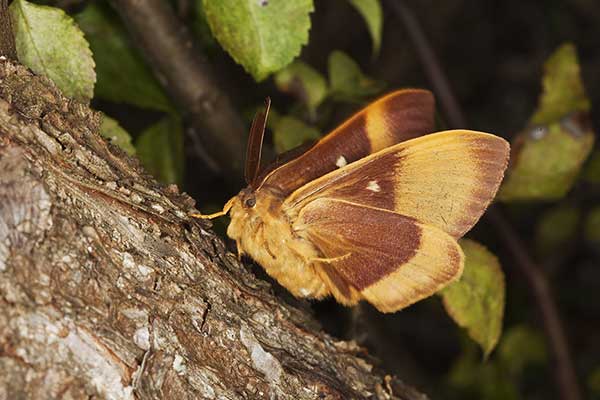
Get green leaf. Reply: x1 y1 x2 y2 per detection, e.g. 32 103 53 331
584 206 600 244
75 3 172 111
498 325 547 376
441 239 505 357
498 118 594 201
273 115 320 153
530 43 590 125
535 205 580 255
99 114 136 156
347 0 382 56
136 116 184 185
274 60 328 114
202 0 314 81
328 50 385 102
10 0 95 101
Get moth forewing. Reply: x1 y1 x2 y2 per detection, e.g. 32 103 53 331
258 88 436 196
283 130 510 239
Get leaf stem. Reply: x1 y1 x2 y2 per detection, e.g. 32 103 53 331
388 2 582 399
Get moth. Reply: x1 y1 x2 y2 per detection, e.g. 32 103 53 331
195 89 509 313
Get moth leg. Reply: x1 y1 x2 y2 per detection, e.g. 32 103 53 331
236 240 243 260
314 262 361 306
258 223 277 259
309 253 352 264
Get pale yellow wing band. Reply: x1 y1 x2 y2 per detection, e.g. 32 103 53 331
360 222 464 312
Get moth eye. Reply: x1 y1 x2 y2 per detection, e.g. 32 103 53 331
244 196 256 208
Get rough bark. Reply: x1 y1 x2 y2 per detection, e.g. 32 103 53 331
0 60 427 400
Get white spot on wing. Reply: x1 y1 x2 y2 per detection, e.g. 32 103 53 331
366 180 381 192
335 155 347 168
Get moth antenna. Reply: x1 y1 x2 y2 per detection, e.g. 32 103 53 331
245 97 271 187
190 197 235 220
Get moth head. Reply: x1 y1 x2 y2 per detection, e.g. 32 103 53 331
230 186 276 221
227 184 282 243
226 97 272 231
239 187 257 209
227 187 257 224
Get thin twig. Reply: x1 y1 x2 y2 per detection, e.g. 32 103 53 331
109 0 246 184
388 2 582 400
486 207 581 400
388 1 466 129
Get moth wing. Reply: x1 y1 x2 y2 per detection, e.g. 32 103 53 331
294 199 463 312
260 89 435 195
284 130 509 239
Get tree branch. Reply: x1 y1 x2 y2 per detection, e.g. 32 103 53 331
388 2 582 399
109 0 246 182
0 58 426 400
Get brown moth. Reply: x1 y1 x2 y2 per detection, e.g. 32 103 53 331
195 89 510 313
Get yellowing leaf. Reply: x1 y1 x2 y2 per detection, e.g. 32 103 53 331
274 60 327 114
531 43 590 125
100 114 136 156
347 0 382 55
203 0 314 81
328 50 384 102
10 0 95 101
441 239 505 357
76 3 172 111
273 115 320 153
498 117 594 201
136 117 184 185
499 43 594 202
